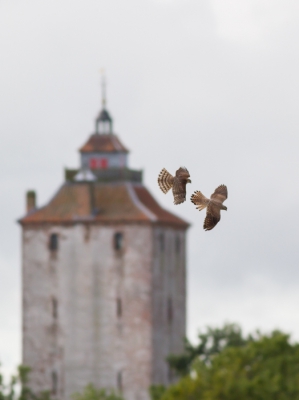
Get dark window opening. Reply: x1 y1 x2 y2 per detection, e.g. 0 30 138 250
168 365 173 383
52 297 58 319
51 371 58 395
114 232 123 250
117 371 122 391
117 298 122 318
167 297 173 324
49 234 58 251
159 233 164 252
175 235 180 254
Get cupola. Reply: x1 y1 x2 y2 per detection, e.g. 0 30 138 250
65 78 143 184
95 108 113 134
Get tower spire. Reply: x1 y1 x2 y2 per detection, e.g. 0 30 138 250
95 69 113 134
101 69 106 108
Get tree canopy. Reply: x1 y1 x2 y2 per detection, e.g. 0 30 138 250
0 366 51 400
155 325 299 400
167 323 246 376
0 367 123 400
72 384 124 400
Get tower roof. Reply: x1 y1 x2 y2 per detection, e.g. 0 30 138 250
97 108 112 123
79 133 129 153
19 182 189 228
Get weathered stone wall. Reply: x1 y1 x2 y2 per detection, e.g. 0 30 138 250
22 227 65 398
22 223 186 400
151 227 186 386
23 224 153 400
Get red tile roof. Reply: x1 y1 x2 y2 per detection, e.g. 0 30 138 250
19 182 189 228
132 186 188 226
79 134 129 153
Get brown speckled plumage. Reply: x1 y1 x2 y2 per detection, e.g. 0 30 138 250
158 167 191 205
191 185 228 231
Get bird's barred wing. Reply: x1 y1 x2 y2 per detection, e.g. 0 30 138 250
211 184 227 204
204 203 221 231
172 178 187 205
190 191 209 211
158 168 174 194
172 166 191 205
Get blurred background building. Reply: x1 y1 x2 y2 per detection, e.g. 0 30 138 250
19 93 189 400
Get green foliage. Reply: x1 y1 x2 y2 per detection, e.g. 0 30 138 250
149 385 166 400
161 329 299 400
72 384 124 400
0 365 51 400
167 323 247 376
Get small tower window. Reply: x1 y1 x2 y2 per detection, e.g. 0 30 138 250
117 371 122 391
89 158 98 169
175 235 180 254
116 298 122 318
89 158 108 170
168 365 173 383
52 297 58 319
159 233 165 252
114 232 123 250
100 158 108 169
49 234 58 251
51 371 58 395
167 297 173 324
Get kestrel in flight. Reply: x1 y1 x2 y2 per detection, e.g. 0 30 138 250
158 167 191 205
191 185 228 230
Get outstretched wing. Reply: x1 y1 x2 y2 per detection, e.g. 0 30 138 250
204 203 221 231
190 190 209 211
158 168 174 194
172 167 191 205
211 185 227 204
175 167 190 179
172 178 187 204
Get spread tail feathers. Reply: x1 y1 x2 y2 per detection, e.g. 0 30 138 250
190 190 209 211
158 168 174 194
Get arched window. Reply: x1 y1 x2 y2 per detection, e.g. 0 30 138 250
175 235 180 254
117 371 123 391
159 233 164 252
168 365 173 383
117 298 122 318
49 234 58 251
51 371 58 395
52 297 58 319
114 232 123 250
167 297 173 324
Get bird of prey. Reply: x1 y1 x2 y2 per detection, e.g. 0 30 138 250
191 185 228 231
158 167 191 205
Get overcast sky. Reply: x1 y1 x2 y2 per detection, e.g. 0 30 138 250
1 0 299 378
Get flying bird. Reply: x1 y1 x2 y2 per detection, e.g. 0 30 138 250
158 167 191 205
191 185 228 231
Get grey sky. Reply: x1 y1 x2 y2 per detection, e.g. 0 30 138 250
1 0 299 378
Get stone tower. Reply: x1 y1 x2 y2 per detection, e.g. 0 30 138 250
19 99 189 400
